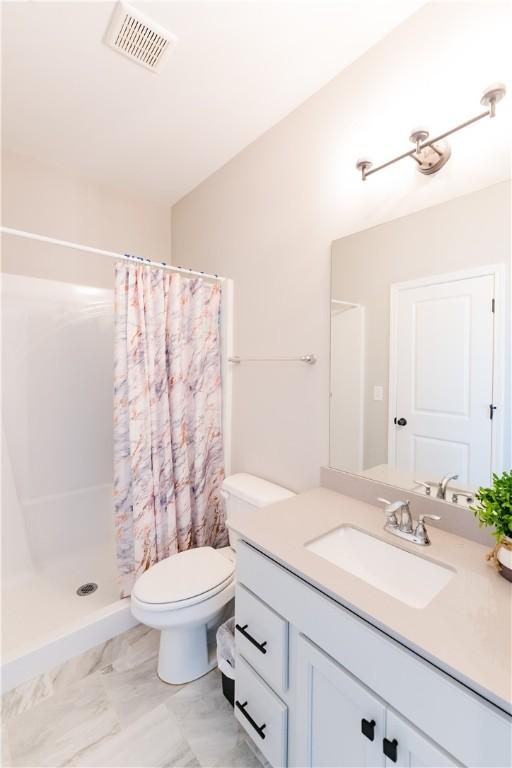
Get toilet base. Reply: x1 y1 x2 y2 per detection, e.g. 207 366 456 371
130 577 235 687
157 624 217 685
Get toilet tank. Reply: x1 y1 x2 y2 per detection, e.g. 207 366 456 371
221 473 295 550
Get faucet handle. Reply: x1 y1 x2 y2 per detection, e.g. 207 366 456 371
377 498 407 514
419 513 441 523
414 513 441 545
414 480 431 496
376 497 403 527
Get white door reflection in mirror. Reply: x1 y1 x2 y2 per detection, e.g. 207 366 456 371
389 269 500 490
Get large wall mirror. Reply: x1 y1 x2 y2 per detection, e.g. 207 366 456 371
330 182 510 507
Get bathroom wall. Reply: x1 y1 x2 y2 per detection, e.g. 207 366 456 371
331 181 511 471
1 151 171 287
171 2 511 492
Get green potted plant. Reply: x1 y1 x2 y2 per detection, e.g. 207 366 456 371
471 470 512 581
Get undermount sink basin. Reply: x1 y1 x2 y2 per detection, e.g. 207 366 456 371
305 525 455 609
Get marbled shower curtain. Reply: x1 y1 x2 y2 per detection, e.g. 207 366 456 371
113 263 227 598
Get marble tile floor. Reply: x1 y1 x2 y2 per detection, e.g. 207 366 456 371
1 625 268 768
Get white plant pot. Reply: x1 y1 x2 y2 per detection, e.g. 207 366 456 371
496 536 512 582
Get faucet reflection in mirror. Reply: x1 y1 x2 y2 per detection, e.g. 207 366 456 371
329 182 510 507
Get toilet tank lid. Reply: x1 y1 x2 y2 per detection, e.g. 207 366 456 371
222 473 295 507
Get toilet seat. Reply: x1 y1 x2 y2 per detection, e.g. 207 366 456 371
132 546 235 611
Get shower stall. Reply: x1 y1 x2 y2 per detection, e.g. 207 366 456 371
1 231 232 693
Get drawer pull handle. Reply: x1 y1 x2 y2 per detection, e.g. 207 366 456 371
235 700 267 740
383 737 398 763
235 623 268 654
361 718 375 741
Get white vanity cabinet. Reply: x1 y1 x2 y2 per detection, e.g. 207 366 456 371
296 634 459 768
234 540 511 768
384 710 461 768
296 634 386 767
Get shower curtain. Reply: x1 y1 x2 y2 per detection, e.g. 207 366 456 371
113 263 227 598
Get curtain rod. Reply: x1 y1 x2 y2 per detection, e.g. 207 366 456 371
0 227 225 282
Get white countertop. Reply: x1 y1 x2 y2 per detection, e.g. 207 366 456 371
229 487 512 714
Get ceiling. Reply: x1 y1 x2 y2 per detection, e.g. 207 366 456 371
2 1 423 205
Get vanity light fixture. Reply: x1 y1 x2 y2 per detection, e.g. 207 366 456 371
356 82 506 181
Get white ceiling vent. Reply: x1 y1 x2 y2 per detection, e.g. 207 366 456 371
105 2 178 73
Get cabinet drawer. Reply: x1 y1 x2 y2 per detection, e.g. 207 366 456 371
235 654 288 768
235 584 288 692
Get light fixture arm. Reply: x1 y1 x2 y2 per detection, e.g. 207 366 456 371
356 83 506 181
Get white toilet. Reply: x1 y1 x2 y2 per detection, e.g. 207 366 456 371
130 473 295 685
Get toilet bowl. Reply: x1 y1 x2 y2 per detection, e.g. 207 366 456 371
131 474 295 684
131 546 235 684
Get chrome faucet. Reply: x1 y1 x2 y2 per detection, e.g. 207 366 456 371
436 474 459 500
377 498 440 546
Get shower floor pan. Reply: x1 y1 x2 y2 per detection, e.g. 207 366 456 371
1 551 137 693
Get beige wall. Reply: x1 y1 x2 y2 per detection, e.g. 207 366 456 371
171 3 511 492
1 152 171 287
332 181 511 471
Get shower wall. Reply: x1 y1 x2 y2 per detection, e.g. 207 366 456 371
2 272 115 580
1 152 172 587
1 426 33 584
